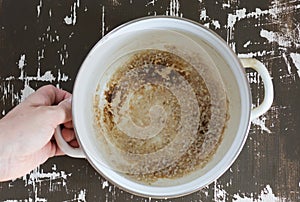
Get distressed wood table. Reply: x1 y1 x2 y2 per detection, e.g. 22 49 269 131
0 0 299 201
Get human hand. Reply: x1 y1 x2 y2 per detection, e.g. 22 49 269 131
0 85 78 182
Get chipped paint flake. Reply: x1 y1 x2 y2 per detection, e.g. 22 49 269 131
146 0 157 6
14 165 73 201
238 50 273 58
227 7 278 29
282 53 292 74
243 40 251 48
222 2 230 8
233 185 282 201
227 8 246 28
211 20 221 29
203 22 210 28
166 0 182 17
290 53 300 78
37 0 43 17
102 6 105 37
77 189 87 201
102 180 109 189
20 83 35 102
18 54 26 69
64 0 80 25
214 181 227 202
252 116 272 134
58 69 69 82
200 8 208 21
213 183 283 202
64 16 73 25
260 29 295 48
111 0 121 6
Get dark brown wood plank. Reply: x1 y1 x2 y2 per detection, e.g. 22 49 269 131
0 0 299 201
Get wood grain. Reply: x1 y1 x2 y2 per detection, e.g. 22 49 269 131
0 0 299 201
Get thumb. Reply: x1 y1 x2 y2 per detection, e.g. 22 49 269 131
50 96 72 126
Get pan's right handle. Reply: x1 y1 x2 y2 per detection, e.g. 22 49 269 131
240 58 274 121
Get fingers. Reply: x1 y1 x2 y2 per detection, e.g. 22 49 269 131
62 128 79 148
61 128 75 142
26 85 71 106
54 128 79 156
49 97 72 126
64 121 73 129
69 140 79 148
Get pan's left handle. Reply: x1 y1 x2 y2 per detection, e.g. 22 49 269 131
54 126 86 158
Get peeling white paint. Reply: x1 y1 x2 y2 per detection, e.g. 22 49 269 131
243 40 251 48
252 115 272 134
102 180 109 189
166 0 182 17
282 53 292 74
214 181 227 202
211 20 221 29
37 0 43 17
5 76 14 81
214 183 282 202
16 165 72 201
227 8 246 29
233 185 282 202
102 6 105 37
200 8 208 21
64 0 80 25
18 54 26 81
38 49 45 61
203 22 210 28
23 166 71 187
290 53 300 78
18 54 26 69
40 71 56 82
222 2 230 8
1 52 70 107
225 4 294 51
64 16 73 25
20 83 35 102
38 28 60 44
146 0 157 6
57 69 69 82
247 71 259 84
227 7 277 29
77 189 87 201
260 29 295 48
238 50 273 58
111 0 121 6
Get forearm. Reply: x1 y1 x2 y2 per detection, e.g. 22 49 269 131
0 117 15 158
0 119 11 181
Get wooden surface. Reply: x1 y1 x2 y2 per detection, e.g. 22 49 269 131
0 0 299 201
